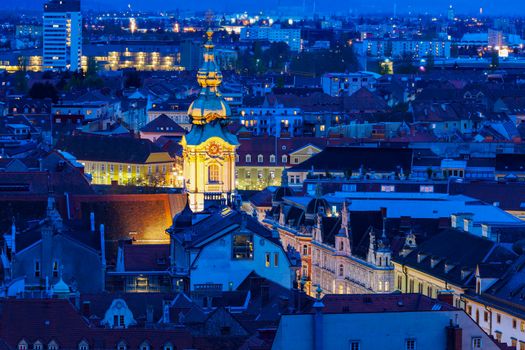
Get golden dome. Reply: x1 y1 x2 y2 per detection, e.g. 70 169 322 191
188 28 230 125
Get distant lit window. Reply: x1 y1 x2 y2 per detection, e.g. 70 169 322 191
419 185 434 193
342 184 356 192
381 185 395 192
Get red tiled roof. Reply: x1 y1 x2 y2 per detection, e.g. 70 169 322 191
316 293 456 314
123 244 170 271
0 299 193 349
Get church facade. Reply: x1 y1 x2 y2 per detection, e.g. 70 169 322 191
181 29 238 212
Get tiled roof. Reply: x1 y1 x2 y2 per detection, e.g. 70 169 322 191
123 243 170 271
140 114 186 134
56 135 168 164
0 299 193 350
315 293 456 314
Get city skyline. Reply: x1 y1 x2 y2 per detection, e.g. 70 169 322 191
1 0 525 15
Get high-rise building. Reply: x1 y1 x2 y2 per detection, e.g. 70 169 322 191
43 0 82 71
447 5 455 21
181 29 238 212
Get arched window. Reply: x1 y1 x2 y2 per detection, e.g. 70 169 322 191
17 340 28 350
34 341 43 350
48 340 59 350
338 264 344 277
117 341 127 350
208 164 220 183
257 154 264 163
139 342 150 350
163 343 174 350
269 154 276 163
378 257 382 266
281 155 288 163
339 241 344 251
245 154 251 163
78 341 89 350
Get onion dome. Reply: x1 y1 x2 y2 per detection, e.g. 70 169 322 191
188 28 230 125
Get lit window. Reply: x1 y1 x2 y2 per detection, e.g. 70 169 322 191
419 185 434 193
208 164 220 183
232 234 254 260
381 185 395 192
265 253 270 267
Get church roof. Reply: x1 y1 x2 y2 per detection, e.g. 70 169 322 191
182 122 239 146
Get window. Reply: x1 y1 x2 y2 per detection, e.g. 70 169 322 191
418 282 423 294
269 154 276 163
232 234 254 260
163 343 173 350
514 319 518 329
34 342 43 350
419 185 434 193
52 261 59 278
139 342 150 350
521 321 525 332
378 281 383 291
282 155 288 163
48 341 58 350
78 341 89 350
265 253 270 267
257 154 264 163
350 340 360 350
427 286 433 298
245 154 252 163
117 341 127 350
496 314 501 324
342 184 356 192
472 337 482 349
381 185 395 192
17 340 28 350
397 275 403 290
35 260 41 277
338 264 344 277
409 279 414 293
302 245 308 256
467 305 472 315
484 311 488 322
274 253 279 267
405 339 416 350
208 164 220 183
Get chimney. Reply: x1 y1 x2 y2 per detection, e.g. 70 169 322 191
100 224 106 268
11 218 16 254
261 284 270 305
82 301 91 317
146 305 154 323
446 320 463 350
437 291 454 305
90 212 95 232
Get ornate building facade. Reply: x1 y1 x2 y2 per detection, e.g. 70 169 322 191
181 29 238 212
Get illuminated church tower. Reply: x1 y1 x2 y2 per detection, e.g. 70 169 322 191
181 28 239 212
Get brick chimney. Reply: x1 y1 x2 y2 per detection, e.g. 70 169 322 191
446 320 463 350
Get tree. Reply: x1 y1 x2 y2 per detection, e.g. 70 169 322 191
124 70 142 89
425 53 435 72
29 82 58 102
490 51 499 70
396 52 418 74
14 56 28 93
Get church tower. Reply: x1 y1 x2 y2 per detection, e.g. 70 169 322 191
181 28 239 212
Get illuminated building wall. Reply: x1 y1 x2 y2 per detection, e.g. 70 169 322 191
43 0 82 71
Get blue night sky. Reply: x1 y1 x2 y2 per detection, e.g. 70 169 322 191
0 0 522 15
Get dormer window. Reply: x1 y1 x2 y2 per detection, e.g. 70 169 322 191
48 340 59 350
117 341 127 350
245 154 251 163
257 154 263 163
269 154 276 163
17 340 28 350
282 155 288 163
78 341 89 350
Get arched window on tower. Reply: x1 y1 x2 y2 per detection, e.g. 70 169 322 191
208 164 220 183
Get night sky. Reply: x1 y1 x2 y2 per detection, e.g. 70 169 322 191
0 0 522 15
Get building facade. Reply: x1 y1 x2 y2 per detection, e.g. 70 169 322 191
43 0 82 71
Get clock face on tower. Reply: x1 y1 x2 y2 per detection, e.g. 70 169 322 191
206 141 221 157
